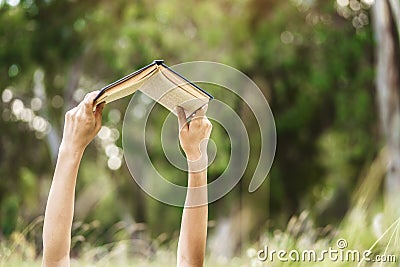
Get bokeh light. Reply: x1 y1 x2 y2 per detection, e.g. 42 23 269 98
51 95 64 108
2 88 13 103
6 0 19 7
30 97 42 111
8 64 19 77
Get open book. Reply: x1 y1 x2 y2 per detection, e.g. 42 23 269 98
94 60 213 118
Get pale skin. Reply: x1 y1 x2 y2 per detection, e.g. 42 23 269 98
42 91 212 267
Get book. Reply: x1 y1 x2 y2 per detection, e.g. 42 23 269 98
94 60 213 118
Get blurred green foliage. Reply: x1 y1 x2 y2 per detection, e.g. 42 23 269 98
0 0 382 262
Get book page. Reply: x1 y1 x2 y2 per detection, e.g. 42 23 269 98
97 78 148 104
94 64 158 105
140 69 209 117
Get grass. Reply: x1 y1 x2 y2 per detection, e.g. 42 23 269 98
1 154 399 266
1 206 399 267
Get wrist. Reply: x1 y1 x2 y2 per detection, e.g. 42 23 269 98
59 140 86 156
185 148 208 161
186 152 202 161
187 153 208 173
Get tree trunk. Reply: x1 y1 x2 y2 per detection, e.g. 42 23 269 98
372 0 400 212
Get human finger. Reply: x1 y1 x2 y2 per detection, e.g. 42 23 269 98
94 102 105 133
176 106 188 131
81 91 100 116
193 104 208 118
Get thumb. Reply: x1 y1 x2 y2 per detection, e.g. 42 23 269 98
176 106 188 132
94 102 105 132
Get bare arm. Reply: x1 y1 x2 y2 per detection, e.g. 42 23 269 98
42 92 104 267
176 106 212 267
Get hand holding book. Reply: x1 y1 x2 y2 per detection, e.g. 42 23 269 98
177 105 212 171
62 91 104 153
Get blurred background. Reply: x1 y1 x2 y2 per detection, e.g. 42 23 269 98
1 0 399 266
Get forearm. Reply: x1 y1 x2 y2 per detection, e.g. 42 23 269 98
42 91 103 266
177 158 208 267
43 144 83 263
176 104 211 266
